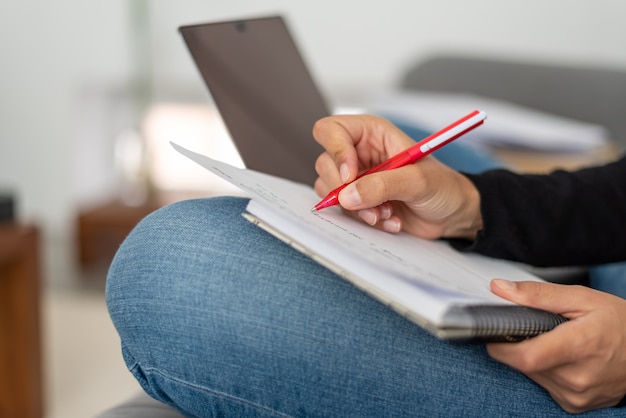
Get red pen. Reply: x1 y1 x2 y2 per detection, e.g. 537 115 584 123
311 110 487 211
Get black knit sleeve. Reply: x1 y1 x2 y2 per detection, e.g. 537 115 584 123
456 156 626 267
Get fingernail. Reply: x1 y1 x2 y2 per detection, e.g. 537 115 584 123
340 184 362 207
340 163 350 183
380 205 392 220
358 209 377 225
383 218 401 233
493 279 516 291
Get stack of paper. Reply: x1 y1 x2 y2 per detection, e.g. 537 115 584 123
365 91 609 152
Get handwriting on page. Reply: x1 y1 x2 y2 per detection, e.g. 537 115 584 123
309 209 497 301
247 183 289 207
172 141 541 307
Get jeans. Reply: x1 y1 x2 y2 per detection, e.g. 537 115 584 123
106 196 624 417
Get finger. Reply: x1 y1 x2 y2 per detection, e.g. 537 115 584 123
487 280 594 370
490 279 600 317
487 321 581 372
314 176 331 198
356 205 402 233
489 339 621 414
356 203 392 225
313 115 416 182
315 152 344 190
487 281 613 372
377 202 393 220
338 161 431 210
382 215 402 233
312 116 362 182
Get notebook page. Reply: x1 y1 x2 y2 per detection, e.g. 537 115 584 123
172 142 544 324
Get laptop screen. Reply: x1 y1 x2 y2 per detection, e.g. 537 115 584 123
179 16 330 186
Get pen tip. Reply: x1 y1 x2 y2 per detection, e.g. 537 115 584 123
310 207 317 212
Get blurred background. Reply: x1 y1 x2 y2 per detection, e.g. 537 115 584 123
1 1 625 417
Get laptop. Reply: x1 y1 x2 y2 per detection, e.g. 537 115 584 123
179 15 330 186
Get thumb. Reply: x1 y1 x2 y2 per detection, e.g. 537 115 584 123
338 164 425 210
491 279 592 316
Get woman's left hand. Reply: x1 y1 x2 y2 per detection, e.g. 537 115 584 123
488 279 626 413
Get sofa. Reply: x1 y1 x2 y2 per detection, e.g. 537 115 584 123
400 54 626 146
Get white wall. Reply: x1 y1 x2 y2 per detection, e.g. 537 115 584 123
149 1 626 93
0 0 132 284
1 0 625 284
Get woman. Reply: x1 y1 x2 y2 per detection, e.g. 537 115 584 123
107 115 626 416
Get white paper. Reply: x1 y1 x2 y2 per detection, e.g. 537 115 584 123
365 91 609 152
172 142 545 327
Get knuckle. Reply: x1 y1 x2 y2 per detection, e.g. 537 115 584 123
314 154 327 175
566 372 597 394
514 281 548 306
358 175 387 206
311 117 329 138
561 394 593 413
514 350 543 373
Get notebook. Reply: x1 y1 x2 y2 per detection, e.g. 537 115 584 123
179 15 330 186
171 142 568 342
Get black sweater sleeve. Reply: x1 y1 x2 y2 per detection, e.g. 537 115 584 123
458 156 626 267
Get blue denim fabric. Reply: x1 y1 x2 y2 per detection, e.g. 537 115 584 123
589 262 626 299
106 197 624 417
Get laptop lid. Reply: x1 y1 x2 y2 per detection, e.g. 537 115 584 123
179 15 330 186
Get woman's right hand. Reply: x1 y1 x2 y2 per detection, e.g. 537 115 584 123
312 114 483 240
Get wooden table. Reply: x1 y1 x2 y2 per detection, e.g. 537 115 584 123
76 191 207 269
0 223 43 418
491 142 621 173
76 199 162 268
